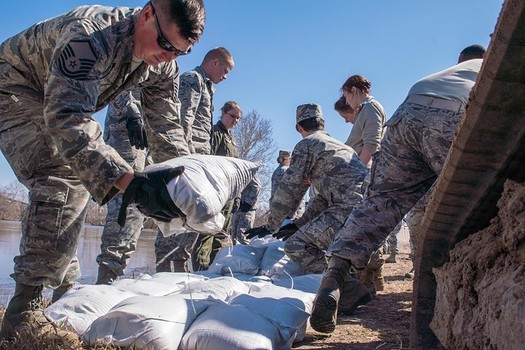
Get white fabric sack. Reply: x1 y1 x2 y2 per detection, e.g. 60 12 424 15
257 240 305 278
180 302 296 350
144 155 259 237
110 273 205 296
179 276 249 301
83 295 214 350
46 284 137 335
272 274 323 294
208 245 267 276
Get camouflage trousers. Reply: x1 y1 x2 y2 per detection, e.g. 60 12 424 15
96 114 147 276
0 95 90 288
154 201 237 271
328 99 464 269
284 204 350 274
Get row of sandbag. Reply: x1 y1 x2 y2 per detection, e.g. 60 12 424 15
47 242 323 350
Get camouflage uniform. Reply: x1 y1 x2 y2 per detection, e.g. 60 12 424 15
96 89 147 276
271 162 306 220
180 66 214 155
267 106 367 274
0 5 188 288
155 65 215 270
328 59 483 269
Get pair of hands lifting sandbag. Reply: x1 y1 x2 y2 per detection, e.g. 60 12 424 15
117 155 261 237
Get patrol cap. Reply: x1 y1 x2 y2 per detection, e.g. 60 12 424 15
296 103 323 123
279 150 291 158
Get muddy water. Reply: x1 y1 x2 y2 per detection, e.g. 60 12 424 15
0 221 157 305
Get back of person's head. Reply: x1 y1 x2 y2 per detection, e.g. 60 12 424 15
155 0 206 44
458 44 486 63
341 75 372 94
203 47 234 67
296 103 325 132
277 150 291 164
334 96 353 113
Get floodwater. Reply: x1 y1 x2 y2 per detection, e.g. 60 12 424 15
0 221 157 305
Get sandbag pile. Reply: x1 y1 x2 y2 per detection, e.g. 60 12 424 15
46 241 322 350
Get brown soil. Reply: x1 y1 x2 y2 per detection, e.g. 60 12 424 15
295 250 413 350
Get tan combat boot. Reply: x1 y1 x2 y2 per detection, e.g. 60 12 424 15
356 267 377 295
0 283 78 342
374 267 385 292
310 256 351 334
338 273 373 316
385 253 397 263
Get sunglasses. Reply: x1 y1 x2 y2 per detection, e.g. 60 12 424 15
148 2 191 56
228 112 242 121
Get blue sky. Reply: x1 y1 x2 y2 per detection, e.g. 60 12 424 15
0 0 504 186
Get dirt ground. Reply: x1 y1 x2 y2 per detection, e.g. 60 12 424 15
295 247 413 350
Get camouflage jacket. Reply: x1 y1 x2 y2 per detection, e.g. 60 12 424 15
179 65 215 155
0 5 188 204
266 130 368 232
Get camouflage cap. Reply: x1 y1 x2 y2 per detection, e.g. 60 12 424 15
296 103 323 123
279 150 291 158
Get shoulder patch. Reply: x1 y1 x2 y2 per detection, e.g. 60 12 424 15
58 40 98 80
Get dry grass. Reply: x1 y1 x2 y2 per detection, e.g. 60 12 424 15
0 251 413 349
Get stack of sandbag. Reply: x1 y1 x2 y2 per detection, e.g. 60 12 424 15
145 155 260 237
46 241 321 350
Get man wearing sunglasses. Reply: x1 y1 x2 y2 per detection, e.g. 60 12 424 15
155 47 235 273
0 0 205 341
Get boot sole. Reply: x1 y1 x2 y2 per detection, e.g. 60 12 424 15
310 288 338 334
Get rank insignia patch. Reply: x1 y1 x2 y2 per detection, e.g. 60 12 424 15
58 40 98 80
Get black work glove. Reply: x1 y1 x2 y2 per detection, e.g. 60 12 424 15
238 201 253 212
117 166 185 226
244 225 272 239
273 222 299 241
126 115 148 150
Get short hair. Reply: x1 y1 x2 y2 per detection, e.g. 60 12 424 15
459 44 486 62
154 0 206 44
297 117 325 132
221 101 242 116
341 75 371 94
203 47 234 67
334 96 354 113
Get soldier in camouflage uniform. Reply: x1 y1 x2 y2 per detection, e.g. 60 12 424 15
270 149 305 221
310 47 485 334
246 104 373 315
95 89 149 284
155 47 235 271
0 0 205 339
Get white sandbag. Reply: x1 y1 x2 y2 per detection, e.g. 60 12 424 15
180 302 296 350
234 282 316 343
179 276 249 301
83 295 214 350
145 155 260 236
257 240 305 278
272 274 323 294
45 284 137 335
111 273 205 296
208 244 267 276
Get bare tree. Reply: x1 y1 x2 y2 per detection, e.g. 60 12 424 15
233 109 277 211
0 182 28 221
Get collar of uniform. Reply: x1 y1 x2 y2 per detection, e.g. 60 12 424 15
195 65 213 86
359 95 374 109
116 10 141 65
215 119 229 132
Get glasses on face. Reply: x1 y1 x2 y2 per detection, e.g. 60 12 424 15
228 112 242 121
148 2 191 56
